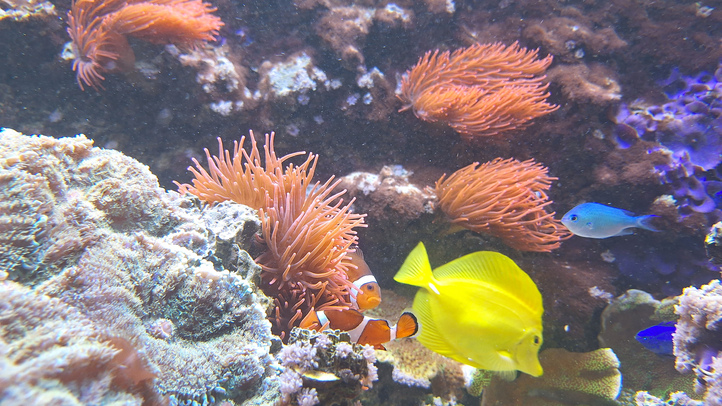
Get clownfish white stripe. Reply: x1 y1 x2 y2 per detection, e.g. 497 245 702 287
349 275 378 308
316 310 330 328
346 316 371 343
351 275 378 296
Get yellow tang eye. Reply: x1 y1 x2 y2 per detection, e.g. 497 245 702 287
533 335 541 345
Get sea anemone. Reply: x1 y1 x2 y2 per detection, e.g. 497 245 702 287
435 158 569 252
398 42 557 139
176 131 366 340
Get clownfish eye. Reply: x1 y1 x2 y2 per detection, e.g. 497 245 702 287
533 335 541 345
570 214 578 222
365 285 375 291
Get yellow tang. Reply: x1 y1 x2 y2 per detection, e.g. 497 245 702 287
393 242 544 377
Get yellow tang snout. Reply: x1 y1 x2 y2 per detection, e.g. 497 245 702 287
513 329 544 377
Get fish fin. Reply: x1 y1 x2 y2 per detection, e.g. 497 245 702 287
325 309 365 331
413 290 458 359
394 242 434 289
356 319 390 347
636 214 660 232
299 308 321 330
395 312 419 339
496 370 518 381
611 228 635 237
432 251 542 316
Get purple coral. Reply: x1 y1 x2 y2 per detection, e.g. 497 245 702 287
614 64 722 222
608 238 718 296
614 63 722 171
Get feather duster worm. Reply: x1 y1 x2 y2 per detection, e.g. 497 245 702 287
398 42 558 139
67 0 223 90
176 132 366 340
435 158 570 252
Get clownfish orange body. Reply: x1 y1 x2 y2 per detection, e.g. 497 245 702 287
299 308 418 349
346 248 381 311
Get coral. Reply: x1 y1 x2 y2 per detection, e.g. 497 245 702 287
546 63 622 105
435 158 570 252
706 222 722 265
0 128 184 283
480 348 622 405
277 328 378 405
295 0 422 70
0 0 55 21
257 51 336 100
176 131 366 340
67 0 223 89
376 338 464 391
398 42 557 139
597 289 697 397
674 279 722 405
0 280 151 405
635 391 703 406
522 12 627 63
611 64 722 228
0 129 278 404
169 43 259 116
614 63 722 172
607 236 718 296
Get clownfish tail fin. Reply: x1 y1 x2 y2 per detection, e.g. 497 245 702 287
395 312 419 339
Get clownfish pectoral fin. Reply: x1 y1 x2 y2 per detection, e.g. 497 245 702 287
356 319 391 347
395 312 419 339
299 309 321 331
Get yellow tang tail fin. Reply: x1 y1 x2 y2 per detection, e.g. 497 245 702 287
393 242 434 289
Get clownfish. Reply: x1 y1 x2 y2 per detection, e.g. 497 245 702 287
299 308 418 349
346 248 381 311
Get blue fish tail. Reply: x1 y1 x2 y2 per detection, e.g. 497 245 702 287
636 215 660 232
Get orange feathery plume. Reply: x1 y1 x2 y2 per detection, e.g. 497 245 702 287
398 42 558 139
175 132 315 210
67 0 223 90
435 158 570 252
176 131 366 340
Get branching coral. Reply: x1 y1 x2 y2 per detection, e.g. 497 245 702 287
177 131 366 340
398 42 558 139
435 158 570 252
674 279 722 404
67 0 223 89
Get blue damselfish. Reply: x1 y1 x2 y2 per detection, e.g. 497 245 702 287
561 202 658 239
634 321 675 356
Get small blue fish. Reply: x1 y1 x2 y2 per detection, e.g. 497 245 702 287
635 321 675 356
561 202 658 239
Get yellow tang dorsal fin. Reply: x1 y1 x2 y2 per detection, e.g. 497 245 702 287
432 251 542 315
394 242 435 290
